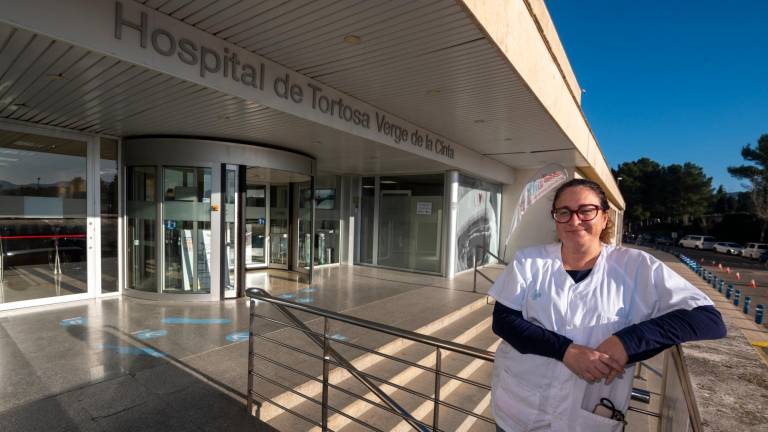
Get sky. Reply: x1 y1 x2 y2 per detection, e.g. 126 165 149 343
545 0 768 192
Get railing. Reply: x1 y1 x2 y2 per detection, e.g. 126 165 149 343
472 245 507 294
244 286 704 431
246 287 495 432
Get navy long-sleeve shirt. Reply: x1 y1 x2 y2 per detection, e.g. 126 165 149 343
491 269 727 363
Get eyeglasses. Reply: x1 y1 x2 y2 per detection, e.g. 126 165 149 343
551 204 604 223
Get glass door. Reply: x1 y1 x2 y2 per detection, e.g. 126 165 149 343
296 181 313 275
162 166 212 293
222 165 239 298
245 182 267 269
269 184 289 269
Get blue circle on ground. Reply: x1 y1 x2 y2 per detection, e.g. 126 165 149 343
278 293 296 299
132 329 168 340
296 297 314 304
60 317 87 327
226 331 250 343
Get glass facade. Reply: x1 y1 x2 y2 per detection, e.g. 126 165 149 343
244 183 267 268
314 175 340 265
357 174 445 274
0 129 88 303
126 166 157 293
100 138 119 293
162 167 212 293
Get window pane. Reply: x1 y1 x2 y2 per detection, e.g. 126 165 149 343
0 129 88 303
163 167 211 294
126 166 156 292
100 138 119 293
377 174 444 273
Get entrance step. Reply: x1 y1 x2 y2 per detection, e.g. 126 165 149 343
249 287 495 431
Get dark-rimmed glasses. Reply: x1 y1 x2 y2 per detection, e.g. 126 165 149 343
551 204 603 223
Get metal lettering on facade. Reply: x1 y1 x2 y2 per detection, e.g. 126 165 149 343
113 1 454 160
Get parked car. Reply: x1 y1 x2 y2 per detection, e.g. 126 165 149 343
742 243 768 259
678 235 716 250
712 242 743 255
654 234 674 246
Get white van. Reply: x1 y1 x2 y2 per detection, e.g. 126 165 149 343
678 235 716 250
742 243 768 259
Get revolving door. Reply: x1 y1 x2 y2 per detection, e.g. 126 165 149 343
124 138 314 301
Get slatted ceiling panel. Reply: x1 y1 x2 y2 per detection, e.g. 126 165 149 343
9 52 111 121
272 6 475 74
176 0 244 25
220 0 342 43
239 0 386 54
132 0 578 161
197 0 288 35
0 45 89 117
244 0 433 57
0 42 71 114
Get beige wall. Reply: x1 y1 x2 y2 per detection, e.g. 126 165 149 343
461 0 625 211
499 168 559 262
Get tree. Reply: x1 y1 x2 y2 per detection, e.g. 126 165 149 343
728 134 768 240
615 158 712 231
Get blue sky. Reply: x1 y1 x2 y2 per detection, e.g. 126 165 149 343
545 1 768 192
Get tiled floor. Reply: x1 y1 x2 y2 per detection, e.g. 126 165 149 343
0 264 498 431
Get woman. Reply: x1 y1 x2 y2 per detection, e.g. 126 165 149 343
489 179 726 432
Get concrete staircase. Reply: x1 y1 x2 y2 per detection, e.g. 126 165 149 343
248 287 497 432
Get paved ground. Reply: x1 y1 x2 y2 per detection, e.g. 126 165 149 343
0 265 490 431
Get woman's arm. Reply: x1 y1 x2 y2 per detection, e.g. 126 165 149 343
492 301 573 360
613 305 726 364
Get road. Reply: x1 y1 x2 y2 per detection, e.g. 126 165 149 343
661 245 768 329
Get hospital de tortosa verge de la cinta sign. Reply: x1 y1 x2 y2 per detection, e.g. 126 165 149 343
113 1 455 160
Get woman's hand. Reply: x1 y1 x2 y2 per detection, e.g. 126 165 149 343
563 343 624 382
595 336 628 384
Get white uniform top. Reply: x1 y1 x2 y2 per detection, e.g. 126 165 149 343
488 243 713 432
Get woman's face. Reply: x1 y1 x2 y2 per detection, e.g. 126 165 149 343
553 186 607 248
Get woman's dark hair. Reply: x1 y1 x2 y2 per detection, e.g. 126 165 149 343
552 178 614 243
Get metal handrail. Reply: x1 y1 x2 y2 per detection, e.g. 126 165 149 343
473 245 507 293
246 286 700 431
247 288 430 431
246 287 496 432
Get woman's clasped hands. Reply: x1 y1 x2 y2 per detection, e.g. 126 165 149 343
563 335 628 384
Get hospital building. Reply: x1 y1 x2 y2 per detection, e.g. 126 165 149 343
0 0 624 312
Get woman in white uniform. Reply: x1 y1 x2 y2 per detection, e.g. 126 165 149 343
489 179 726 432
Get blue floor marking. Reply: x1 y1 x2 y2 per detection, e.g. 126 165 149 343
60 317 87 327
226 331 250 343
296 297 314 304
132 329 168 340
278 293 296 299
330 333 347 341
161 317 231 324
300 287 318 293
98 344 165 358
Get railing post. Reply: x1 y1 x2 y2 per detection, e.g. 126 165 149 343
322 317 330 431
247 299 256 416
473 247 478 293
432 348 441 432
